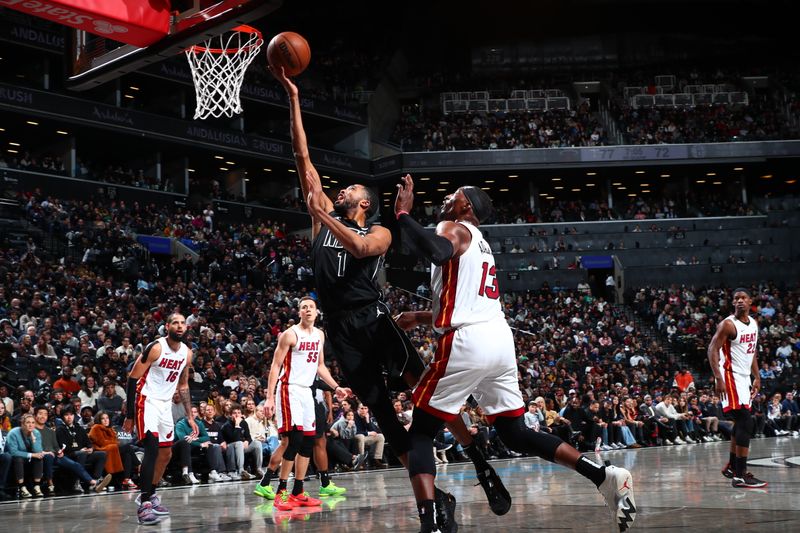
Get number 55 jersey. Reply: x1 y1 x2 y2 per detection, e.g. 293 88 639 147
276 325 322 434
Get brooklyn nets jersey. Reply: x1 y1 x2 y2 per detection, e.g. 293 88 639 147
311 213 383 312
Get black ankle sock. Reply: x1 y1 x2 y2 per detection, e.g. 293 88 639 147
291 479 304 496
729 452 736 467
735 456 747 477
259 468 277 487
464 442 490 471
575 455 606 487
320 471 330 488
417 499 436 526
277 479 287 493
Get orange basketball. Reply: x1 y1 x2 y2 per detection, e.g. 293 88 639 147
266 31 310 77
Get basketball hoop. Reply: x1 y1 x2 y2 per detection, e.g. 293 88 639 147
185 25 263 120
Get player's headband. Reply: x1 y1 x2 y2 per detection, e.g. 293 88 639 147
461 186 493 223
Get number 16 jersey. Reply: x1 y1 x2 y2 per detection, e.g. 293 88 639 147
432 221 504 334
279 325 323 387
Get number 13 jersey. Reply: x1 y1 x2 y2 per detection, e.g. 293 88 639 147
432 221 504 334
280 325 322 387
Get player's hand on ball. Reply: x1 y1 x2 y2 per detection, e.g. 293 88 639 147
268 65 298 98
395 174 415 216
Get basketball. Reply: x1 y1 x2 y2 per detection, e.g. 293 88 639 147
267 31 311 77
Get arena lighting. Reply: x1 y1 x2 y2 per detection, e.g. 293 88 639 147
263 168 272 172
696 180 706 184
123 94 134 99
440 181 450 184
330 180 338 184
617 186 627 190
760 174 773 179
786 179 797 184
323 185 330 189
423 200 432 204
420 177 430 181
322 175 330 179
56 131 68 135
554 186 564 190
9 142 20 146
539 193 548 196
713 181 722 185
219 167 228 171
500 188 509 192
571 188 580 192
7 149 18 153
214 155 224 159
437 188 447 192
130 86 140 91
635 170 645 174
225 161 235 165
640 183 649 187
546 196 555 200
508 174 518 178
416 191 426 195
612 182 622 186
26 121 38 125
485 180 495 183
244 178 249 182
188 168 195 172
382 192 391 195
734 167 744 171
660 173 670 177
586 183 596 187
707 172 716 176
481 187 490 190
628 193 636 196
642 190 651 193
551 177 561 181
0 128 4 131
288 169 296 173
586 172 596 176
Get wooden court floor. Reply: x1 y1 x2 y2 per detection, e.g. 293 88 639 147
2 435 798 532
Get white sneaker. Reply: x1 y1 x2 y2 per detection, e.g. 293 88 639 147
601 444 612 451
713 435 722 441
663 439 673 445
598 465 637 532
219 473 232 482
188 472 200 484
792 431 799 437
674 437 686 444
208 471 222 483
685 437 695 444
615 443 625 449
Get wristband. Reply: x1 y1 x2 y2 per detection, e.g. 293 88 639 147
396 210 409 220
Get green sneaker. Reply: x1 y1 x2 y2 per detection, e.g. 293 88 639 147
254 484 276 500
318 482 347 497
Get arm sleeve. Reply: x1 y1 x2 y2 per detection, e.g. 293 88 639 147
397 214 454 266
126 379 137 419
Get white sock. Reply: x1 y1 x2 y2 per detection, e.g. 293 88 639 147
210 470 218 475
182 467 189 475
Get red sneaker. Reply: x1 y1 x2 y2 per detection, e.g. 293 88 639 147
273 489 296 511
288 491 322 507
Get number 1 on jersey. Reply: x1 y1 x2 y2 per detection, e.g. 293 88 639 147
478 261 499 299
337 251 347 277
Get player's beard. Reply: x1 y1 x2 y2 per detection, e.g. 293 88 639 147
333 197 358 216
168 331 184 342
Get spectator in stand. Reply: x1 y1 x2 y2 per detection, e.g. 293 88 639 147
175 406 220 483
220 404 258 480
56 407 111 493
89 411 138 489
77 376 101 409
673 368 695 392
354 403 387 469
0 402 12 432
197 404 232 482
0 430 12 500
780 392 800 434
97 382 124 424
53 366 81 397
5 414 47 498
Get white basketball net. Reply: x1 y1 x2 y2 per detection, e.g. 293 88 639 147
185 26 263 120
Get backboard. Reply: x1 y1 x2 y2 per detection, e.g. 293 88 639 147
60 0 282 91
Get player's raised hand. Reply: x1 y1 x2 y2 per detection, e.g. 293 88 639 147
395 174 415 216
267 65 298 99
306 172 328 216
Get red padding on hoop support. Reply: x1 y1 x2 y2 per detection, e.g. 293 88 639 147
1 0 170 47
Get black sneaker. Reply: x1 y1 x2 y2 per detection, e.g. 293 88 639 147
721 463 734 479
475 464 511 516
434 487 458 533
732 473 767 489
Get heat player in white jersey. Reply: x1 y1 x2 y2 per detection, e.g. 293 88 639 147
123 313 197 525
394 175 636 533
260 297 350 510
708 288 767 488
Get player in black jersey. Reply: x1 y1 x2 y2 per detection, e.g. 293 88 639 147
270 65 511 529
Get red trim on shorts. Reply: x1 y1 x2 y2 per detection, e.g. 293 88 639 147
413 330 455 410
415 401 460 423
723 405 750 413
158 440 172 448
434 257 459 330
135 388 147 442
303 430 316 436
722 340 741 408
278 425 304 436
485 406 526 425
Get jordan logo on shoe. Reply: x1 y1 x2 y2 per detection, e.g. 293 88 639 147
621 479 631 491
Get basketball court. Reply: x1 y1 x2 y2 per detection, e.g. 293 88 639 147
2 436 797 532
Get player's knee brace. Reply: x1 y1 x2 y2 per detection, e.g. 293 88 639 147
407 432 437 478
298 435 314 458
141 430 159 456
494 415 562 462
282 430 304 461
